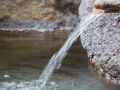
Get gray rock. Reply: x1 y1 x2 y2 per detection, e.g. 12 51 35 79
79 0 120 84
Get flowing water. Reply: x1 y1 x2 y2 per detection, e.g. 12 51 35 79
0 0 119 89
39 14 102 89
0 13 103 90
0 30 111 90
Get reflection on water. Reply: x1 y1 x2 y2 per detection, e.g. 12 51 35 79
0 30 110 90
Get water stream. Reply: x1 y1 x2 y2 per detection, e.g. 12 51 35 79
0 14 103 90
0 0 119 90
0 29 110 90
40 14 102 89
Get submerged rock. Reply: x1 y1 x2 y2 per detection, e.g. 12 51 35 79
79 0 120 86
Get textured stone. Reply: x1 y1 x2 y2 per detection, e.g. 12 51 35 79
79 0 120 85
95 0 120 12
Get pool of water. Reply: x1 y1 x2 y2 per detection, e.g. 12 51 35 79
0 30 111 90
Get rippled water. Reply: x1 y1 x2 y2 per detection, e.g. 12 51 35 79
0 30 111 90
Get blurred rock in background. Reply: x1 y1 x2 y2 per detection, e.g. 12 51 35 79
0 0 81 32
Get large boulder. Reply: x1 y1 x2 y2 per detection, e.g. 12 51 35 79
79 0 120 85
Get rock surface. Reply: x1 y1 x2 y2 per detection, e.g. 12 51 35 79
79 0 120 85
94 0 120 12
0 0 80 31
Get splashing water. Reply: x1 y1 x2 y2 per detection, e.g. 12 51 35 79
39 13 102 89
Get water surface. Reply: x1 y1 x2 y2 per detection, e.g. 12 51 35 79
0 30 110 90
